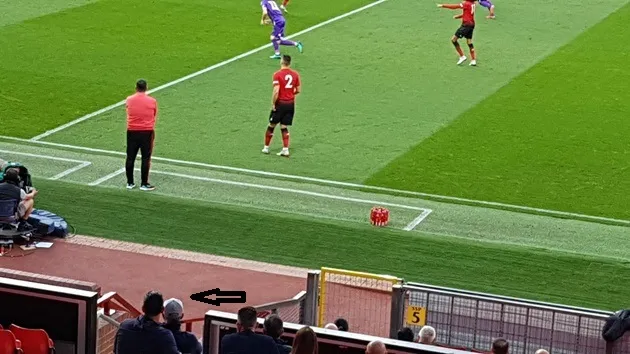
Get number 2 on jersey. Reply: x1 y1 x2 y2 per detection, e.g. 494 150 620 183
268 1 280 11
284 74 293 89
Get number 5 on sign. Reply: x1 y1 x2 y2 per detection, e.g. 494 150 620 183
405 306 427 326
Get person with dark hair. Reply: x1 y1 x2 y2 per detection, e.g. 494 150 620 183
162 298 202 354
264 314 291 354
114 291 178 354
291 326 317 354
125 79 157 191
491 338 509 354
221 306 279 354
334 318 349 332
262 54 300 157
397 327 414 342
0 168 37 223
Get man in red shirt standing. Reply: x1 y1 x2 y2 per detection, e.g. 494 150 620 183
125 79 157 191
438 0 477 66
262 55 301 157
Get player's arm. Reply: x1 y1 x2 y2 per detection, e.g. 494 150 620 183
294 74 301 95
261 5 270 24
453 13 463 19
437 3 462 9
272 75 280 110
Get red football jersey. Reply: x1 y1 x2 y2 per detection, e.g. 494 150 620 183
273 68 301 103
460 1 475 25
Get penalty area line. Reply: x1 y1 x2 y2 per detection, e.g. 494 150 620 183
403 209 433 231
28 0 389 142
89 168 125 186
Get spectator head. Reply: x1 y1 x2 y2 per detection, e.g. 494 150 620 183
136 79 148 92
291 326 317 354
365 340 387 354
491 338 509 354
397 327 414 342
236 306 258 332
535 350 549 354
324 323 338 330
163 298 184 324
263 314 284 339
3 168 19 184
418 325 436 344
334 318 349 331
142 291 165 320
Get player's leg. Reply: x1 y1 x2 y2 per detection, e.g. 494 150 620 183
125 131 141 188
277 23 303 54
138 131 156 190
264 110 280 153
270 33 282 59
466 35 476 66
451 33 467 65
281 0 290 12
276 104 294 157
479 0 495 18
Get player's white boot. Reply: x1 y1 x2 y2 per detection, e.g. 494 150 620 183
469 60 477 66
262 146 270 154
280 4 288 12
457 56 467 65
277 148 290 157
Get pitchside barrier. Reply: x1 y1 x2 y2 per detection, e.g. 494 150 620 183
316 267 403 337
390 283 627 354
302 269 630 353
203 310 475 354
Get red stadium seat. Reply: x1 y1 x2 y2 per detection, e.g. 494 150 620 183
0 329 23 354
7 325 54 354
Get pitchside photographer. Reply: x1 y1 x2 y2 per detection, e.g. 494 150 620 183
0 165 37 229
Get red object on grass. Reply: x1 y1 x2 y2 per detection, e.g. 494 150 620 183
370 207 389 226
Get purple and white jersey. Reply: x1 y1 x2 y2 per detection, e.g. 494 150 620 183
261 0 285 24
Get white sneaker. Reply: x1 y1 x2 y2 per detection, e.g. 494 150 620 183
276 149 290 157
469 60 477 66
126 183 135 190
457 56 467 65
262 146 270 154
280 4 288 12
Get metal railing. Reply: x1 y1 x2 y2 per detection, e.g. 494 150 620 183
391 283 622 354
254 291 308 324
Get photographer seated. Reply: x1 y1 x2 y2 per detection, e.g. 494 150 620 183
0 168 37 226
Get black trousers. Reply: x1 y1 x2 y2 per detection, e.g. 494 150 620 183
125 130 154 185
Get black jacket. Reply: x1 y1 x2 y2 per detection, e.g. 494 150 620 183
220 330 280 354
272 337 292 354
603 309 630 342
163 323 202 354
114 316 179 354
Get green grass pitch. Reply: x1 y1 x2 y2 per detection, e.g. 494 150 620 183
1 0 629 311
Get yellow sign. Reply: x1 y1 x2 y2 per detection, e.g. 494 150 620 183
405 306 427 326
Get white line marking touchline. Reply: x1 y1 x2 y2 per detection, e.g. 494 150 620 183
88 168 125 186
2 134 629 226
404 209 433 231
50 162 92 181
28 0 389 141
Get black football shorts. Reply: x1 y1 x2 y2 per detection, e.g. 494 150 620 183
455 24 475 39
269 102 295 126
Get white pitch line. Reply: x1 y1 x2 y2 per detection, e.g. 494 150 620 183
403 209 433 231
29 0 389 141
0 149 88 164
88 168 125 186
2 134 629 226
151 169 431 214
49 161 92 181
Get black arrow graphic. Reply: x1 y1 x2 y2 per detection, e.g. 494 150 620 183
190 288 247 306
